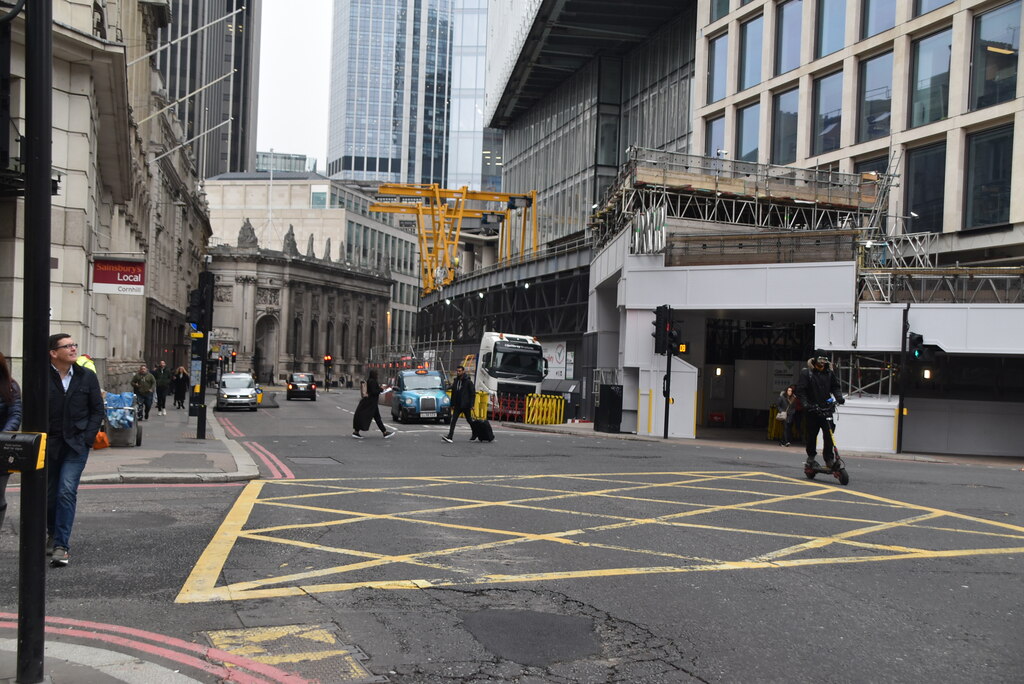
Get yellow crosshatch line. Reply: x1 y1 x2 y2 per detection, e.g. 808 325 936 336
176 472 1024 604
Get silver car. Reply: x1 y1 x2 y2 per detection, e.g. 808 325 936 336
216 372 258 411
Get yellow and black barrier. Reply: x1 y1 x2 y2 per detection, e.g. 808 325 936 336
471 391 490 420
525 393 565 425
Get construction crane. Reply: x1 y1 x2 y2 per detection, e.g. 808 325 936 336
370 184 538 295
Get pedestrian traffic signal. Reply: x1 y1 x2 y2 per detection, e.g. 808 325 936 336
908 332 925 360
652 305 671 355
186 288 203 327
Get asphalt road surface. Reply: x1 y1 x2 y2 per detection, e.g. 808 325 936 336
2 389 1021 683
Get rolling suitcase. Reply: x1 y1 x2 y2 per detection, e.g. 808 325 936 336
470 418 494 442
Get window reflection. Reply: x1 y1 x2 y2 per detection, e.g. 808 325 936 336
862 0 896 39
813 72 842 155
772 89 799 164
970 1 1020 111
910 29 952 128
739 16 764 91
737 103 760 163
905 143 946 234
708 33 729 103
816 0 846 59
776 0 803 75
858 52 893 143
706 116 726 158
915 0 953 17
965 126 1013 230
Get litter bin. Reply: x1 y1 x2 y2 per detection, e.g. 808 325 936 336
106 406 142 447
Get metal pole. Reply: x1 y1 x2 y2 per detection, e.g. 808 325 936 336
662 307 672 440
896 304 909 454
18 0 52 680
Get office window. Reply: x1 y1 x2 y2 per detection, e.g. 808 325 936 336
909 28 952 128
905 143 946 233
862 0 896 39
776 0 803 75
915 0 953 17
854 156 888 175
858 51 893 143
706 116 726 158
710 0 729 22
970 1 1020 111
813 72 842 155
708 33 729 103
772 88 799 164
739 16 764 91
816 0 846 59
736 102 760 162
965 125 1013 230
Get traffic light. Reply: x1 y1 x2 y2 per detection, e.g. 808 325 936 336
323 354 332 366
652 305 671 355
186 288 203 327
198 271 214 332
908 332 925 361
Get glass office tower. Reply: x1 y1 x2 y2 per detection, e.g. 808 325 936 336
326 0 453 184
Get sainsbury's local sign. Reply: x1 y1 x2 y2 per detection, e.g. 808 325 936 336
92 259 145 296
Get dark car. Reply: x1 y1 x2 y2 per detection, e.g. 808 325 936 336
286 373 317 401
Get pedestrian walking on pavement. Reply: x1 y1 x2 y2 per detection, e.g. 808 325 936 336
442 366 475 443
130 364 156 419
152 360 172 415
776 385 799 447
47 334 104 566
171 366 190 409
0 351 23 529
352 369 394 440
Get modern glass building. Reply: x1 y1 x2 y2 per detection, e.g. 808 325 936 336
487 2 697 243
156 0 261 178
326 0 453 184
447 0 502 191
695 0 1024 265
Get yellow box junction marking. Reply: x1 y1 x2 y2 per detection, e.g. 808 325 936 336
204 623 380 681
177 471 1024 603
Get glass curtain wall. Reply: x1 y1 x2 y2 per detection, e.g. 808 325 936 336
503 7 696 242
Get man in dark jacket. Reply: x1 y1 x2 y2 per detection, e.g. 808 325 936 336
47 333 104 566
443 366 475 443
131 364 156 419
152 360 172 416
795 349 845 470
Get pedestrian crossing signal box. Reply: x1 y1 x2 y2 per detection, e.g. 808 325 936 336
1 432 46 472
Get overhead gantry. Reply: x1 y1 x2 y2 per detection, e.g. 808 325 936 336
371 184 537 295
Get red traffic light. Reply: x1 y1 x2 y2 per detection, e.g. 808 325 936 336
231 351 237 358
323 354 332 362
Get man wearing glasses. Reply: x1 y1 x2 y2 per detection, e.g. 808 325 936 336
46 333 104 567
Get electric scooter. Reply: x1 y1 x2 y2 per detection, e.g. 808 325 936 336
803 398 850 486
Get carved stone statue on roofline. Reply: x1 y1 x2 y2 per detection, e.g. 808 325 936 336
237 218 258 248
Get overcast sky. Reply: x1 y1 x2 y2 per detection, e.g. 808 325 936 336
256 0 332 167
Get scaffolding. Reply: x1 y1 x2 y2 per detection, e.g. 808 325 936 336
371 184 538 295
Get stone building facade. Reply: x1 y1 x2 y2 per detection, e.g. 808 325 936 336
208 223 392 385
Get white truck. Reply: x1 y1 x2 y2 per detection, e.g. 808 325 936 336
474 332 548 415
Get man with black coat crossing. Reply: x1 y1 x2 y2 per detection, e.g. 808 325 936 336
795 349 845 471
442 366 475 443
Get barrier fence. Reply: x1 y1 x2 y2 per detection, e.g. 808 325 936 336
470 391 566 425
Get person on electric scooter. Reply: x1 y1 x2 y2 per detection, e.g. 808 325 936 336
795 349 844 471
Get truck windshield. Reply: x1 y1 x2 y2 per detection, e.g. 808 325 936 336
404 374 443 390
491 345 544 379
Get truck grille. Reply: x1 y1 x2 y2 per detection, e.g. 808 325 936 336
420 397 436 411
497 382 533 396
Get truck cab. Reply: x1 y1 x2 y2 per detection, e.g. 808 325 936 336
476 332 548 414
390 369 451 424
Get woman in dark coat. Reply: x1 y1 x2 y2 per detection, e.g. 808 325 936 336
171 366 190 409
0 351 23 528
352 369 394 439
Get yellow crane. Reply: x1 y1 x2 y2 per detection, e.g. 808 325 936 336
370 184 538 295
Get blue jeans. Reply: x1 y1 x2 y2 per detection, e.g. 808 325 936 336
47 440 90 550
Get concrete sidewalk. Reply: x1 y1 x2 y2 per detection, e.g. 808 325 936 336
80 395 260 485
